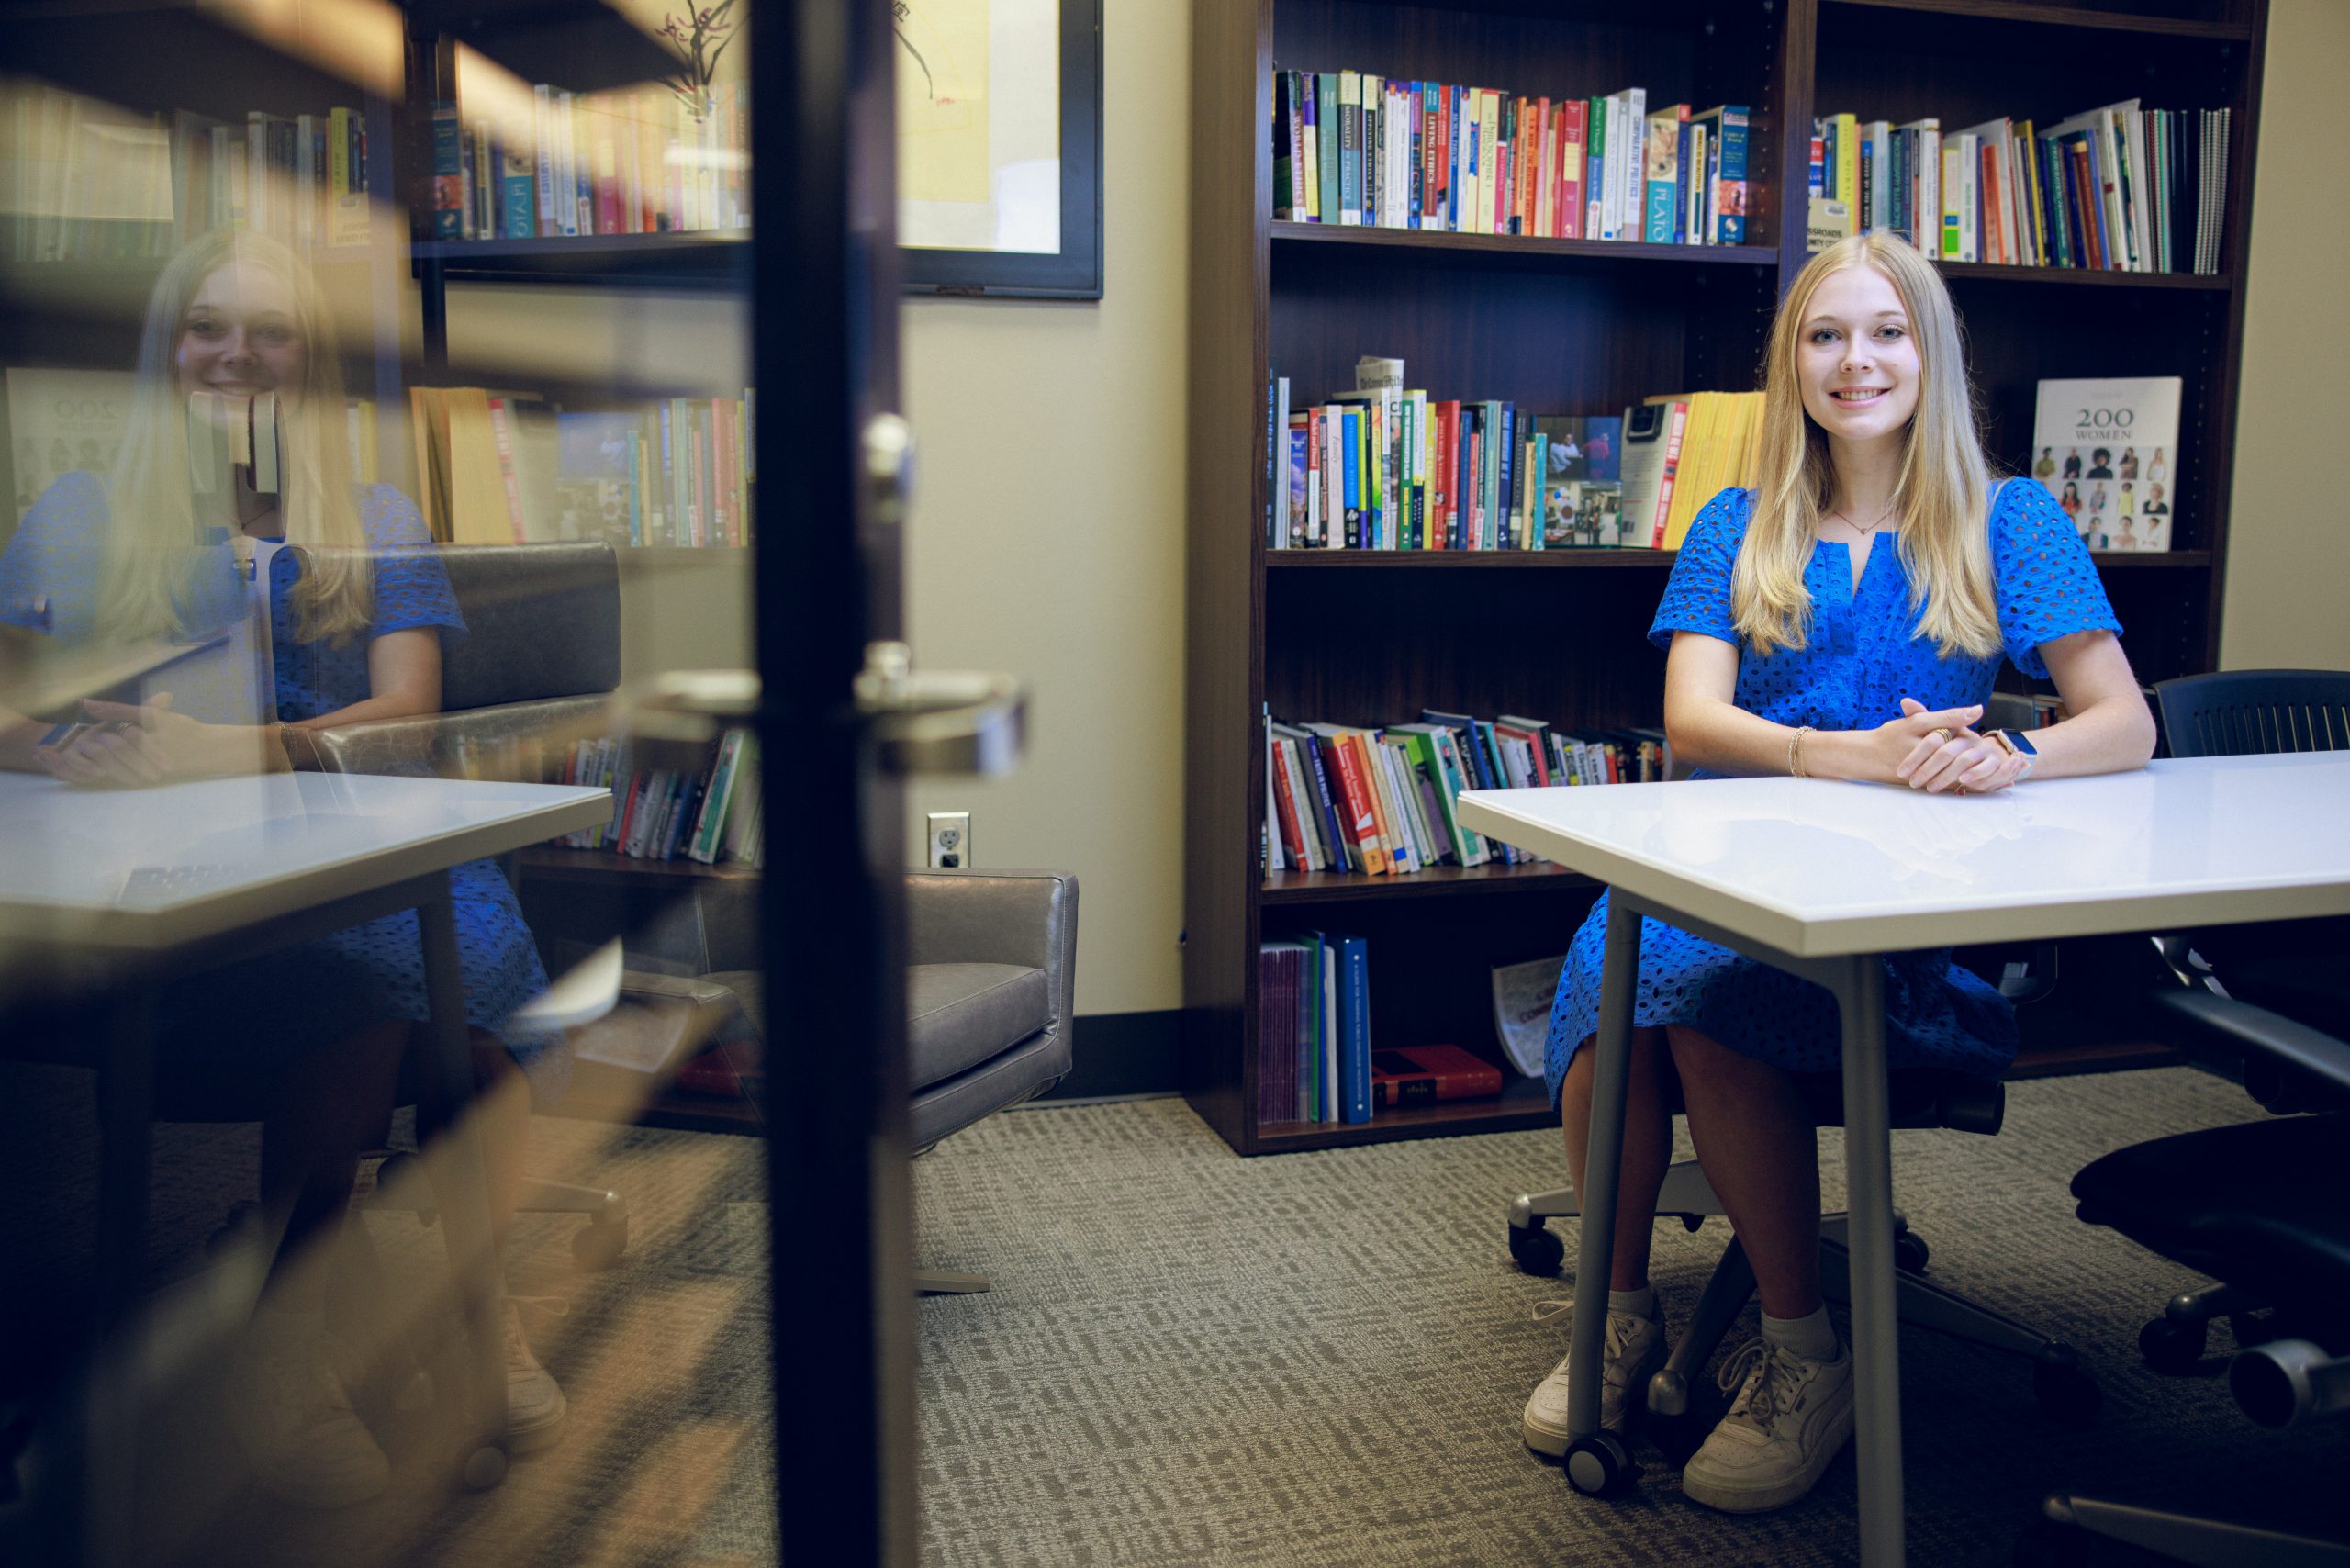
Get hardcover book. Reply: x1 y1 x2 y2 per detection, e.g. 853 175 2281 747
2031 376 2180 552
1371 1043 1504 1109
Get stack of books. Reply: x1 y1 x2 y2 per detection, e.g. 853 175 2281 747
1264 705 1666 877
1807 103 2230 274
425 84 746 243
1619 391 1764 551
1257 937 1507 1126
408 386 755 547
1270 356 1631 550
556 729 765 868
3 81 373 263
1271 69 1749 247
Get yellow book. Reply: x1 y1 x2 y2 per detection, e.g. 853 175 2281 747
1660 393 1721 551
1835 112 1860 210
407 386 450 541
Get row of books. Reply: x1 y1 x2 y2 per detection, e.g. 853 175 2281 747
3 83 373 263
1270 69 1751 247
409 386 755 548
426 85 746 243
1264 705 1667 877
556 730 766 867
1807 103 2230 274
1269 355 1636 551
1258 935 1505 1125
1620 391 1764 552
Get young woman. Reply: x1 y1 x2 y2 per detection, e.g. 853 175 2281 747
1520 233 2155 1514
0 230 570 1505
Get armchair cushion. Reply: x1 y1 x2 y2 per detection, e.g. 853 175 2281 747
910 963 1051 1090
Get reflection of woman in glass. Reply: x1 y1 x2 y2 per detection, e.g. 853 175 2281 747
0 231 567 1505
1528 234 2152 1516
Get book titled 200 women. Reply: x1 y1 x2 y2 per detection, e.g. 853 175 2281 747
2030 375 2181 553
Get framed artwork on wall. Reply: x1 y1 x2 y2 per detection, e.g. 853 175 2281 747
894 0 1102 299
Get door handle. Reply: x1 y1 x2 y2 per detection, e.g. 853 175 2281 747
854 641 1024 778
621 650 1024 778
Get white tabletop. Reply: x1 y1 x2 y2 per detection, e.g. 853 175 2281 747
0 770 611 952
1457 752 2350 958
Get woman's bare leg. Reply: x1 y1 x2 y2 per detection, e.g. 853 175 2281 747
1558 1025 1673 1293
256 1019 409 1311
1664 1024 1822 1319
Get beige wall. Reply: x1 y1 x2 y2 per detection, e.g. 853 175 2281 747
900 0 1192 1016
2222 0 2350 670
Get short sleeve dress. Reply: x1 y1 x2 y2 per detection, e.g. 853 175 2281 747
1541 480 2122 1106
1 473 565 1103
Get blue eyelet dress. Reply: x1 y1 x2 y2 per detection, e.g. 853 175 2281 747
2 473 564 1102
1541 481 2123 1107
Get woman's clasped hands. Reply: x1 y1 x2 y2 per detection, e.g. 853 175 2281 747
33 692 284 787
1886 695 2028 795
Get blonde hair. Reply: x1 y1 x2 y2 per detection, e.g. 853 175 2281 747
1731 233 2001 660
98 230 371 645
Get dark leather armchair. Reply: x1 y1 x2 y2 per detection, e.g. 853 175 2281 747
696 868 1079 1294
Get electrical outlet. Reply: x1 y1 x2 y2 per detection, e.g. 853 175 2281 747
926 811 972 869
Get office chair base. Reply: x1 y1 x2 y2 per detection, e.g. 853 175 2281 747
915 1271 992 1295
2029 1494 2350 1568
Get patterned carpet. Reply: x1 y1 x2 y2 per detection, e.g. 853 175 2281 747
8 1064 2348 1566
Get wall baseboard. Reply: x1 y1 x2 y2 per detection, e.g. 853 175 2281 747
1042 1010 1182 1101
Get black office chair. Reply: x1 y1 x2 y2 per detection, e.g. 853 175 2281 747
2024 669 2350 1567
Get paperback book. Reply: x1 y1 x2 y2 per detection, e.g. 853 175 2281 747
2030 376 2180 552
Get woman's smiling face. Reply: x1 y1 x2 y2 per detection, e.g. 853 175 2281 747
175 260 307 399
1796 263 1920 452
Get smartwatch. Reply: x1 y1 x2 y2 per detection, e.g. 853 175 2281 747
1986 729 2039 781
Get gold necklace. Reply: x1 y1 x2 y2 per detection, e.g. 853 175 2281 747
1827 500 1897 538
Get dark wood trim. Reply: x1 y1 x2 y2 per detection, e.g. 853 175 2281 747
1252 1073 1557 1154
1819 0 2254 41
1264 863 1597 904
2202 0 2266 672
1273 222 1778 269
1268 548 1676 568
1934 260 2232 292
1037 1012 1185 1100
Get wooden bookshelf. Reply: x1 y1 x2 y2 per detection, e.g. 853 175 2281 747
1184 0 2266 1155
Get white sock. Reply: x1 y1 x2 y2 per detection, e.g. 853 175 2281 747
1607 1284 1657 1319
1761 1305 1838 1361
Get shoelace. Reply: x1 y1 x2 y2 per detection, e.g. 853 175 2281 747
1530 1300 1644 1387
1714 1337 1808 1437
504 1294 569 1372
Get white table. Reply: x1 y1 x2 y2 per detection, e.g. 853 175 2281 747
0 768 610 1557
1457 752 2350 1567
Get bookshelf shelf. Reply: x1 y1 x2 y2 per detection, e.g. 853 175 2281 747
1934 260 2232 292
1268 548 1675 568
415 232 751 289
1264 862 1595 904
512 846 757 883
1818 0 2256 42
1252 1073 1558 1152
1187 0 2263 1158
1271 221 1779 271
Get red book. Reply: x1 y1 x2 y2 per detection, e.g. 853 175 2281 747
1371 1044 1503 1108
1561 100 1588 241
1268 736 1311 868
1317 734 1386 875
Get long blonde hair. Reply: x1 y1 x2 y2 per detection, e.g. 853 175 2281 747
1732 233 2001 660
98 230 372 645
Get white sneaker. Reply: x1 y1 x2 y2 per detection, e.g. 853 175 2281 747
502 1295 569 1452
1679 1335 1855 1513
1522 1299 1669 1455
230 1309 391 1509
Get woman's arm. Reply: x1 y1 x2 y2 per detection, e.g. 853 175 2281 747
285 628 442 734
1662 632 1986 783
1905 629 2155 793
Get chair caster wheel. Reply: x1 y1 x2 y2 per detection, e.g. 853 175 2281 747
2138 1316 2207 1372
460 1441 509 1490
2033 1359 2102 1427
1893 1231 1930 1273
1562 1431 1640 1498
1507 1221 1565 1277
572 1217 628 1271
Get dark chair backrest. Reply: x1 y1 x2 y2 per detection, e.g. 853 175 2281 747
2154 670 2350 760
433 543 621 711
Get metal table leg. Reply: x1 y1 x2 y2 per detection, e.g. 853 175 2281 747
1832 954 1903 1568
416 878 508 1486
1561 895 1643 1494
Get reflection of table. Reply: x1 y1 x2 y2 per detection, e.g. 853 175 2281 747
0 769 610 1557
1456 753 2350 1568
